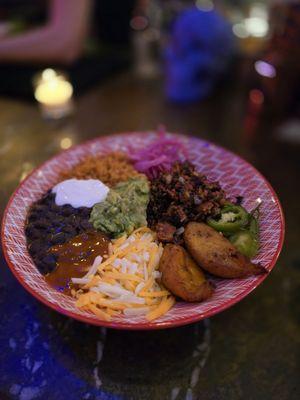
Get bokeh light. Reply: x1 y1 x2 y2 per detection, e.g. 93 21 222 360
249 89 264 105
60 137 73 149
254 60 276 78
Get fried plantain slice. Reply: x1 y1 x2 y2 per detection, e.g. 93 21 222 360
159 244 214 302
184 222 266 278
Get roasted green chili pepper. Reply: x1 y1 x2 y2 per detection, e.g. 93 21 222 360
229 204 261 258
207 204 249 233
229 230 259 258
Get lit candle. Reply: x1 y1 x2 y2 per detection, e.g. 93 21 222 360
34 68 74 119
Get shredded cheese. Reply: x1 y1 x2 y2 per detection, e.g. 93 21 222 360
146 296 175 321
73 226 174 321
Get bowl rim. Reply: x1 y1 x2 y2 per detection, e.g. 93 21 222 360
1 132 285 330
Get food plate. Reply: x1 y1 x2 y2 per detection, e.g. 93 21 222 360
1 132 284 329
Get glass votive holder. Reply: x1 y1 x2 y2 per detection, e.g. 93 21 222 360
33 68 74 120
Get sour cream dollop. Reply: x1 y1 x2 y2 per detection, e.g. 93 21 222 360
52 179 109 208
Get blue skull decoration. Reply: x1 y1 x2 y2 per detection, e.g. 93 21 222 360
164 6 235 102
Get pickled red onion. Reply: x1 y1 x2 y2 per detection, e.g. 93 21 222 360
131 132 187 179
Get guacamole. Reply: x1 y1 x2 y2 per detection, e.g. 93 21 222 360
90 177 150 237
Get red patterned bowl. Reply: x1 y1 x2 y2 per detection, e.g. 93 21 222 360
1 132 285 329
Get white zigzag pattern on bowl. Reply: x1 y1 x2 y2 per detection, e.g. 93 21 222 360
3 132 282 326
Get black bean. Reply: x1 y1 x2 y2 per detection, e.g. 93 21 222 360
66 214 75 224
36 260 55 274
25 226 41 239
61 205 73 216
28 212 41 222
79 207 90 217
28 240 43 255
34 205 47 212
25 224 33 234
34 219 49 229
42 253 57 266
46 227 56 235
41 193 53 205
62 225 76 235
50 203 60 213
63 233 72 241
41 211 52 220
75 226 82 234
50 232 66 245
73 215 82 227
80 220 93 230
51 227 62 235
52 219 63 228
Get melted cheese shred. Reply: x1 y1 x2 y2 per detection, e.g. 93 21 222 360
74 227 175 321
